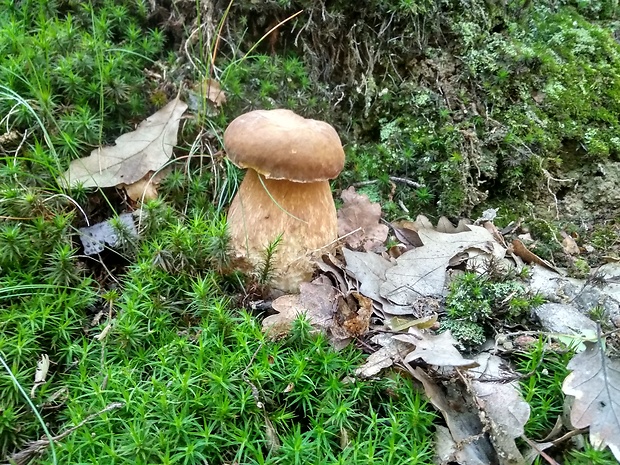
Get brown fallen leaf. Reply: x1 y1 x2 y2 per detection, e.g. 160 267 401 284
263 279 336 338
436 216 457 233
380 225 504 304
356 327 477 378
510 239 559 272
337 186 389 252
412 367 497 465
334 291 372 337
121 168 170 202
482 221 508 247
469 353 530 465
201 78 227 107
390 220 424 248
343 248 394 305
61 97 187 188
355 333 411 378
562 341 620 461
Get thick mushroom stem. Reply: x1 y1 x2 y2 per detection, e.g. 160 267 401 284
227 169 337 292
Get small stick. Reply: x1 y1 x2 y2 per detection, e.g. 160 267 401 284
352 176 424 189
8 402 124 465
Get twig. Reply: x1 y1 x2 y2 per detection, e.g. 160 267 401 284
520 435 562 465
7 402 124 465
352 176 424 189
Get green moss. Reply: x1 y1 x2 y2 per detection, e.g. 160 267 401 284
442 271 544 347
0 0 165 155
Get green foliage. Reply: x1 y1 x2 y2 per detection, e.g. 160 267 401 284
590 224 618 251
568 257 591 279
443 271 544 347
440 319 486 347
516 339 618 464
516 338 572 439
27 252 435 463
218 53 326 125
214 0 620 217
257 233 284 286
565 442 620 465
0 0 164 168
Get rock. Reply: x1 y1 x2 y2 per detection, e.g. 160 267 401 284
533 303 597 335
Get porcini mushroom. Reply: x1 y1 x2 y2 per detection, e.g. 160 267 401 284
224 109 345 293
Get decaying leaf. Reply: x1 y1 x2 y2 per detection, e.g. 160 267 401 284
334 291 372 337
202 79 227 107
393 328 478 368
470 353 530 465
343 248 394 304
380 225 502 305
415 353 529 465
61 97 187 188
391 221 424 248
356 327 477 378
562 341 620 460
337 187 389 252
510 239 558 273
121 168 170 202
263 277 371 343
263 279 336 338
355 333 411 378
413 367 498 465
387 313 438 332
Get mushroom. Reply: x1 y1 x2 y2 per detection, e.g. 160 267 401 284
224 109 345 293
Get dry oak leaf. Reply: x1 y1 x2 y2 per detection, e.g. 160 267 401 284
562 341 620 461
337 186 389 252
262 279 336 338
380 225 503 304
61 98 187 188
355 333 411 378
393 327 478 368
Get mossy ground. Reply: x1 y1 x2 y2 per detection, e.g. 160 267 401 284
1 0 619 463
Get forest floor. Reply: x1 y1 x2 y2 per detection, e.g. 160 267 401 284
1 1 619 464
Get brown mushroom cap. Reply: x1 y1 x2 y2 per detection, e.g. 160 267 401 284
223 109 345 182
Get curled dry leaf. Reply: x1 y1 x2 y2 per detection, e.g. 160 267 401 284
61 97 187 189
390 220 424 248
510 239 559 273
30 354 50 398
337 186 389 252
413 367 497 465
562 341 620 461
356 327 477 378
335 291 372 337
355 333 411 378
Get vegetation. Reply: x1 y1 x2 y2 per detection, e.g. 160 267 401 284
442 270 544 348
1 0 619 463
